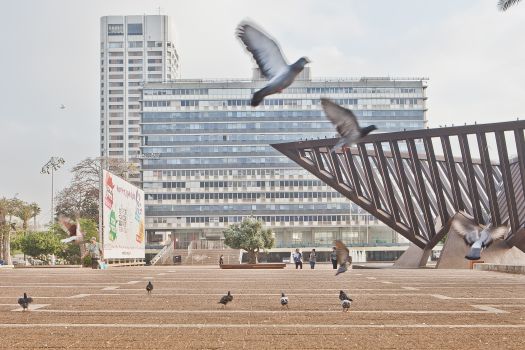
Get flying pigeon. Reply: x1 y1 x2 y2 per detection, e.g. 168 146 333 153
146 281 153 295
219 291 233 308
58 216 84 244
334 240 352 276
452 214 507 260
236 21 310 107
280 292 289 309
18 293 33 311
339 290 352 312
321 98 377 152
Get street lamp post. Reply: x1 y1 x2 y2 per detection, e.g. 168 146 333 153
41 156 65 224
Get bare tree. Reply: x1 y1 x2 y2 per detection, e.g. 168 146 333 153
54 157 136 223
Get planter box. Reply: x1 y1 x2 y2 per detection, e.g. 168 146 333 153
220 263 286 269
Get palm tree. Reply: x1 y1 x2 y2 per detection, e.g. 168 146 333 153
29 203 41 230
498 0 522 11
16 204 33 231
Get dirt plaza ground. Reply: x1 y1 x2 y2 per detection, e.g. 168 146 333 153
1 264 525 349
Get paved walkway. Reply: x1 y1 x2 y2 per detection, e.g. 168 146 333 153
1 264 525 349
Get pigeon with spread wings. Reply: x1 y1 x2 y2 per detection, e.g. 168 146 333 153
334 240 352 276
58 216 85 244
18 293 33 311
321 98 377 152
452 212 507 260
236 21 310 107
58 216 87 260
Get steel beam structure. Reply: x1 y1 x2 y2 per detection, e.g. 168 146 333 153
272 120 525 251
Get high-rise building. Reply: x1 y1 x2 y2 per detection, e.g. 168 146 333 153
141 69 427 249
100 15 179 181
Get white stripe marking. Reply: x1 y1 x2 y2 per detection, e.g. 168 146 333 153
126 281 141 285
28 307 503 314
69 294 90 299
402 287 419 291
431 294 452 300
1 323 524 329
11 304 49 312
101 286 119 291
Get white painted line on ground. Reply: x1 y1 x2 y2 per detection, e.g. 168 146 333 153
142 277 154 279
381 281 393 284
470 305 508 314
68 294 90 299
28 306 503 315
11 304 49 312
366 277 377 280
0 297 74 299
431 294 453 300
81 292 434 297
489 304 525 308
107 288 420 292
402 287 419 291
2 323 524 329
157 273 166 276
126 281 141 285
101 286 119 291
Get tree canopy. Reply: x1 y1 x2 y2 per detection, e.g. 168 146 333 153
223 217 274 264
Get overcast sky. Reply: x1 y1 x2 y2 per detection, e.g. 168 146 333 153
0 0 524 225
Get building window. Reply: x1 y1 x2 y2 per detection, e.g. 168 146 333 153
128 41 143 48
108 24 124 35
127 23 143 35
108 42 123 48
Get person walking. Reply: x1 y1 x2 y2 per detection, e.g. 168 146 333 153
293 249 303 269
309 249 317 269
82 237 103 269
219 255 224 266
330 246 338 270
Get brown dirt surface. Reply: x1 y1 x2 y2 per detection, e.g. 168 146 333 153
1 264 525 349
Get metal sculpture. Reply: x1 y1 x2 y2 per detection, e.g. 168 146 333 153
272 120 525 256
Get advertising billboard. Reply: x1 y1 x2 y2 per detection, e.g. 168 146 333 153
102 170 145 259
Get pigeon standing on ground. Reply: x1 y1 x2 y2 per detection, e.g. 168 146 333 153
219 291 233 308
321 98 377 152
280 292 289 309
452 213 507 260
236 21 310 107
146 281 153 295
334 240 352 276
339 290 353 312
18 293 33 311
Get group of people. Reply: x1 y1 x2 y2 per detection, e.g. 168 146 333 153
292 246 340 270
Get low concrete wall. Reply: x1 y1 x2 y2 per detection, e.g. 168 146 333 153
474 263 525 274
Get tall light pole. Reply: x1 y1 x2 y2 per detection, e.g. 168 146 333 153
41 156 65 224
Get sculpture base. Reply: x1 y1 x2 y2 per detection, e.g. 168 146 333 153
393 243 432 268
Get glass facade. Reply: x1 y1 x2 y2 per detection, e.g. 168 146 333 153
141 72 427 248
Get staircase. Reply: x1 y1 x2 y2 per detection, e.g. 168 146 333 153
150 243 174 266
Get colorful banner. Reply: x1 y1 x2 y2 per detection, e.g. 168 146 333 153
102 170 145 259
